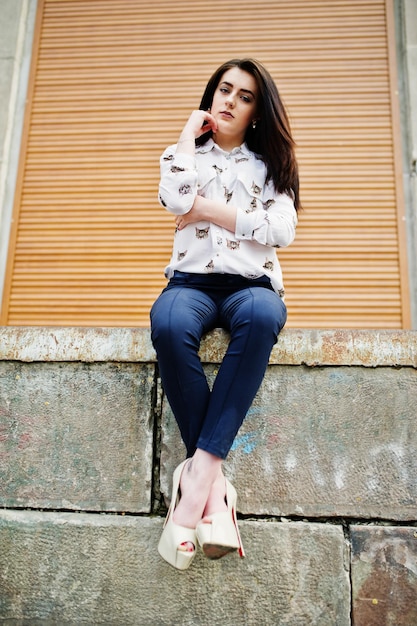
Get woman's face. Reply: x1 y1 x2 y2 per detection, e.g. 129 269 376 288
210 67 259 147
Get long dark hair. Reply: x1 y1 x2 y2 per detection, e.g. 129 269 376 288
197 58 301 212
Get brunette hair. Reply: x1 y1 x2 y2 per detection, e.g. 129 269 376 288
197 58 301 212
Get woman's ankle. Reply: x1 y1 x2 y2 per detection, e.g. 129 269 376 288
190 449 223 480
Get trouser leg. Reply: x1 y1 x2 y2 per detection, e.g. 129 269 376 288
196 287 287 459
150 286 218 456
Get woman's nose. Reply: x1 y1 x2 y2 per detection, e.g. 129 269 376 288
225 93 235 107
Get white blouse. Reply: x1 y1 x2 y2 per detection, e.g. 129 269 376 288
158 138 297 297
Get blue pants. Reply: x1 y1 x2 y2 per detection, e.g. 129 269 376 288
150 272 287 459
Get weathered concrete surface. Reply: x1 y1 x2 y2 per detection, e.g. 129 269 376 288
0 510 350 626
351 525 417 626
0 362 154 512
161 364 417 520
1 326 416 366
0 326 156 363
2 327 413 520
0 327 416 624
0 1 37 307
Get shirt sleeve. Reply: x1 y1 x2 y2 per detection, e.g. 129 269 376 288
158 147 198 215
235 189 297 248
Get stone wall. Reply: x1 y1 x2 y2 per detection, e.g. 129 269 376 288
0 327 416 625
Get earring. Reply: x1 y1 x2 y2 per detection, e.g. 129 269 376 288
252 120 257 129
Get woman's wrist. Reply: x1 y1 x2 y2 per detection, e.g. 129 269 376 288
176 133 196 157
177 135 195 145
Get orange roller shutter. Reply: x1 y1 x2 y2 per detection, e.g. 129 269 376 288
1 0 410 328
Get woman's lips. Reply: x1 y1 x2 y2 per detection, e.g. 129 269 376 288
219 111 234 118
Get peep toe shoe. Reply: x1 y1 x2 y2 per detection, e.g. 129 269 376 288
196 478 245 560
158 460 197 570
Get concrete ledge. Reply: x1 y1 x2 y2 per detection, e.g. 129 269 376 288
0 326 416 366
0 510 350 626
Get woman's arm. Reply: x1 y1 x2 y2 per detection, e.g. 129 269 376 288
158 111 217 215
176 192 297 249
235 192 297 248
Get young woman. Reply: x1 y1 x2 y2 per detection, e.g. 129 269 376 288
151 58 300 570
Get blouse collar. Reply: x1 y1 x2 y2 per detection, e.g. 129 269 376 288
196 137 252 158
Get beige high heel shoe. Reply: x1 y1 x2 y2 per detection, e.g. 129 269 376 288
158 460 197 570
196 478 245 560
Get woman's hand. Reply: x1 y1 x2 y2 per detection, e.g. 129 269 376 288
175 196 237 233
175 196 208 230
178 110 217 144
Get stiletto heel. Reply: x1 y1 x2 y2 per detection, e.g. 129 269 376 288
158 460 197 570
196 478 245 560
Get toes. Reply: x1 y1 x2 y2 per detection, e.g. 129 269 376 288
179 541 195 553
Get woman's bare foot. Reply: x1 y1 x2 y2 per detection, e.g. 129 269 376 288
173 449 223 549
202 470 228 520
